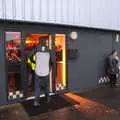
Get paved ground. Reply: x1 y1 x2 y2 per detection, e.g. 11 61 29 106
0 86 120 120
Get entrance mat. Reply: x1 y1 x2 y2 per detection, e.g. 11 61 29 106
21 95 78 117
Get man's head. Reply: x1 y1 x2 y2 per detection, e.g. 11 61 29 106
40 39 46 46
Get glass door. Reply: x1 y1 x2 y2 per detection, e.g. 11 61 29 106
23 33 67 98
24 33 53 97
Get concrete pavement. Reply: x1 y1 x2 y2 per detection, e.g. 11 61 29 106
0 86 120 120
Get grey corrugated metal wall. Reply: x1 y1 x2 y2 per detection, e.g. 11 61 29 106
0 0 120 30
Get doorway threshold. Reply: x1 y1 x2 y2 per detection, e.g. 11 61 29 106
26 92 55 101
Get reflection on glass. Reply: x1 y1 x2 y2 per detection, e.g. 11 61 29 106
6 32 23 99
6 32 21 62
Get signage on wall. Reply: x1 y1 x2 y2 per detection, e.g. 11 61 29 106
67 49 79 60
70 31 78 40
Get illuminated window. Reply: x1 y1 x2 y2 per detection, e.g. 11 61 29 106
6 32 21 62
55 34 67 91
6 32 23 100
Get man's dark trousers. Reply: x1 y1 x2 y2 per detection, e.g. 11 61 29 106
34 74 50 103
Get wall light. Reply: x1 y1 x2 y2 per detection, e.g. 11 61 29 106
70 31 78 40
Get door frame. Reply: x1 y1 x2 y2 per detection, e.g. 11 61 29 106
3 28 25 103
22 32 56 97
22 32 69 96
2 25 68 103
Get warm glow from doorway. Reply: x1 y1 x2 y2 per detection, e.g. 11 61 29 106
65 93 115 119
55 34 66 88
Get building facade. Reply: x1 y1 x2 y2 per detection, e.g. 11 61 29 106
0 0 120 106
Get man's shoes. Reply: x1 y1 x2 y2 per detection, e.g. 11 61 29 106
45 93 51 104
33 101 40 107
110 85 113 88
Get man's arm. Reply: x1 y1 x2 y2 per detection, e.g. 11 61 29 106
51 50 57 79
28 47 37 63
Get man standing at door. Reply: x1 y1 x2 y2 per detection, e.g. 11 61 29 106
30 38 56 107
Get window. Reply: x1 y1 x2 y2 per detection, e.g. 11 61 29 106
55 34 66 91
6 32 21 62
6 32 23 100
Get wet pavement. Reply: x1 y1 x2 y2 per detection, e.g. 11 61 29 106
0 86 120 120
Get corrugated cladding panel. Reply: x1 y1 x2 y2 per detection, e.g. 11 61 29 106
61 0 68 24
0 0 2 18
15 0 23 20
33 0 40 21
48 0 56 23
0 0 120 30
74 0 79 25
79 0 91 27
90 0 120 30
6 0 13 19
